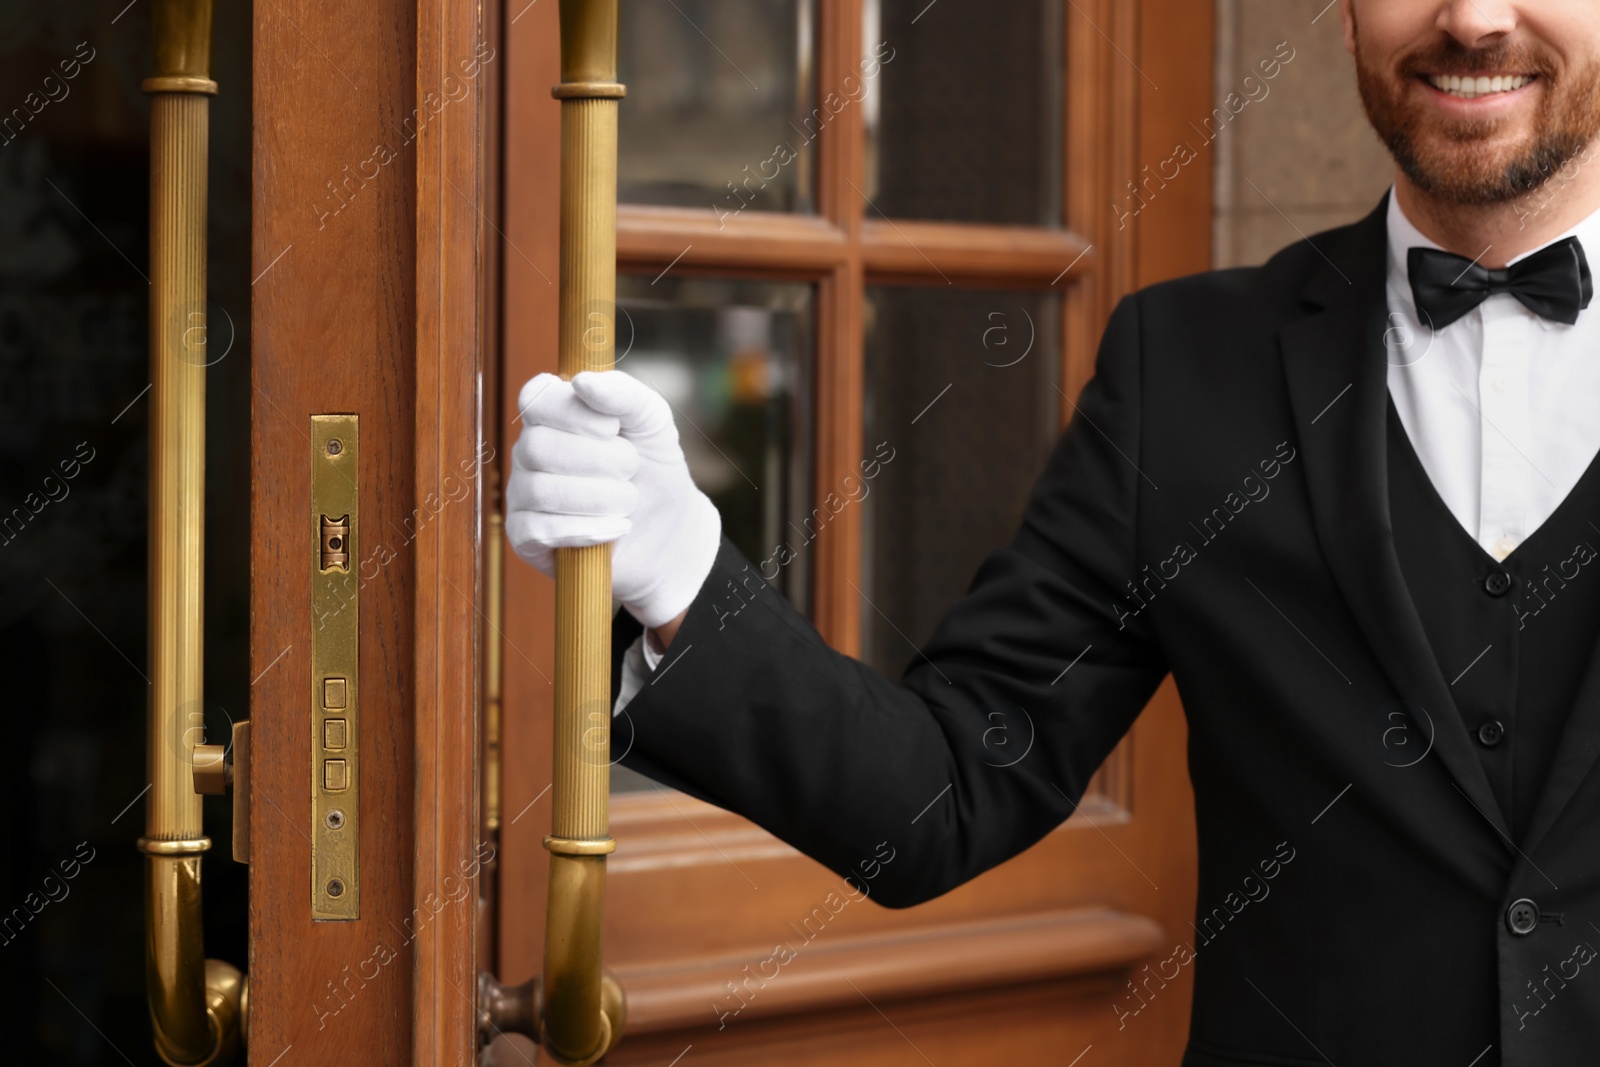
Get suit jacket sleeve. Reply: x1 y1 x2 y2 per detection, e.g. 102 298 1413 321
609 293 1169 909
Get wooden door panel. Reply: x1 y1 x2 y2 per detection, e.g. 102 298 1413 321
249 0 486 1059
582 684 1193 1062
249 0 419 1058
610 979 1156 1067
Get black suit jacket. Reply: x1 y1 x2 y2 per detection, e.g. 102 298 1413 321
610 193 1600 1066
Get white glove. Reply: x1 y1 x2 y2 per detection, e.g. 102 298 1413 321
505 369 721 630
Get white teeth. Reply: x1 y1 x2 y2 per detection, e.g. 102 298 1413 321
1426 73 1532 99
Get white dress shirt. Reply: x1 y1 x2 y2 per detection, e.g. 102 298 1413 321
615 619 662 715
616 192 1600 715
1385 189 1600 562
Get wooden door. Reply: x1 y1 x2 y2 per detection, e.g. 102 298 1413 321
244 0 1210 1062
490 1 1212 1065
247 0 488 1060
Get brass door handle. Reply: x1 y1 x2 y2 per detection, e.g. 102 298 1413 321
140 1 247 1062
480 2 629 1063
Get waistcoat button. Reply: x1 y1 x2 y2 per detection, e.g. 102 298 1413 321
1507 898 1540 936
1484 571 1513 597
1477 719 1505 747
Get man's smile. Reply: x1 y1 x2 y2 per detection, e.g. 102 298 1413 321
1410 70 1545 123
1422 71 1538 99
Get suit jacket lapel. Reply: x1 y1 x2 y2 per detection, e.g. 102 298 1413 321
1278 192 1512 844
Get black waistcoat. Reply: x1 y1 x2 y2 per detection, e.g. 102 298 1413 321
1387 398 1600 842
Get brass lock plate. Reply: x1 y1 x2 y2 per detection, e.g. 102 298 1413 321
311 415 359 919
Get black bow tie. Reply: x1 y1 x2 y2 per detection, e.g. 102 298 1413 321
1407 236 1594 329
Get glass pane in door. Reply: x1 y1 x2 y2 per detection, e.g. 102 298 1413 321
863 0 1063 226
610 274 814 792
859 286 1060 679
618 0 818 217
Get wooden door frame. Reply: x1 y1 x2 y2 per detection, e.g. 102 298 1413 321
410 0 489 1057
250 0 486 1060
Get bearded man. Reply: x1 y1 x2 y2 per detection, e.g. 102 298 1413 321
506 2 1600 1063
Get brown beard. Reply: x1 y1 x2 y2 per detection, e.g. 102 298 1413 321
1353 17 1600 205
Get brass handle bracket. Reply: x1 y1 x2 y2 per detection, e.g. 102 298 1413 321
192 743 231 795
478 970 626 1067
192 721 252 864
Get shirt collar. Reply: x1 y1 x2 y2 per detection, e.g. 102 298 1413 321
1386 184 1600 320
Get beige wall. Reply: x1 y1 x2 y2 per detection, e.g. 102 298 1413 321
1211 0 1396 267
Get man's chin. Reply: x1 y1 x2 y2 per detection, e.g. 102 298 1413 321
1402 167 1539 206
1395 128 1556 203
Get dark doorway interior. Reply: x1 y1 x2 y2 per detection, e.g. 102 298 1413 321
0 3 252 1062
